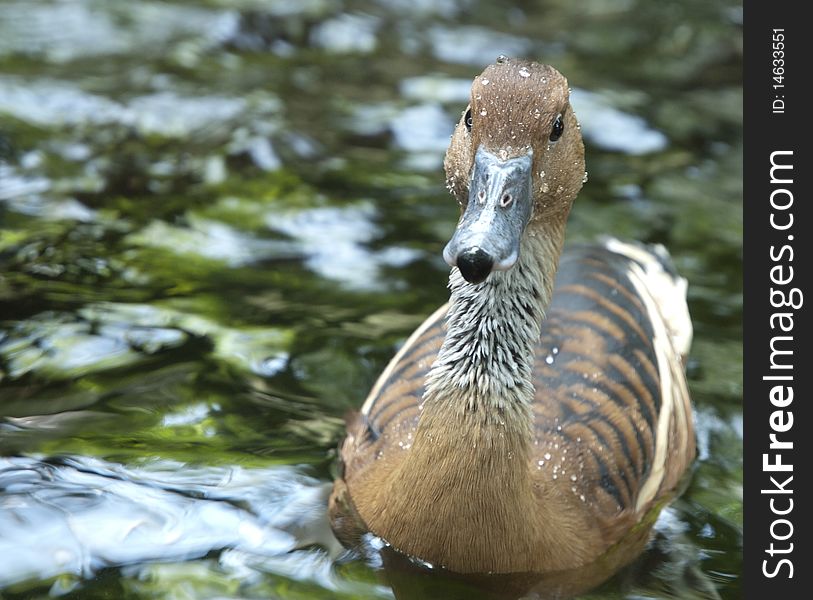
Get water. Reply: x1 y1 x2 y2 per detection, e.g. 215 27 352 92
0 0 742 598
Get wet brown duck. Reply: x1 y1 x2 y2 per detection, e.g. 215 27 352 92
330 58 695 579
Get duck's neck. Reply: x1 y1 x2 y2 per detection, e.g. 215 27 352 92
421 222 563 432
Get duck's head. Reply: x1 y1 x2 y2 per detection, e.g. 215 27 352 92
443 58 585 284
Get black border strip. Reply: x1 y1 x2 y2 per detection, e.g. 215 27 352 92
744 2 810 596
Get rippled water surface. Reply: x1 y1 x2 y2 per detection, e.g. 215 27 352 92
0 0 741 598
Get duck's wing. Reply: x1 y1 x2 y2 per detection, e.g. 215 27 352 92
532 241 695 535
331 304 447 546
337 304 447 484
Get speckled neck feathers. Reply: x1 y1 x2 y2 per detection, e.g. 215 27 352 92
422 226 563 424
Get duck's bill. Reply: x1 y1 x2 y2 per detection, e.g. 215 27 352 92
443 147 534 284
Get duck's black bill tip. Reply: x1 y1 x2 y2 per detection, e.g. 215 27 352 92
457 247 494 284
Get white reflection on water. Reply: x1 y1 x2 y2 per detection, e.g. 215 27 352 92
0 456 344 589
0 78 247 135
427 25 533 66
570 89 668 155
269 203 421 290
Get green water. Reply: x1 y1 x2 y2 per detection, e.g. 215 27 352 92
0 0 741 598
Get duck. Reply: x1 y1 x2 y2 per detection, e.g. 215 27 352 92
329 58 696 582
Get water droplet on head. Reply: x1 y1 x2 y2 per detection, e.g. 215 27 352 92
518 67 530 78
544 452 551 460
481 78 490 86
496 54 509 63
582 171 589 183
480 109 488 116
545 354 554 364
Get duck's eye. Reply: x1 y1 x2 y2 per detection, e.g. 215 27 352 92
549 114 564 142
464 108 473 132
